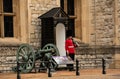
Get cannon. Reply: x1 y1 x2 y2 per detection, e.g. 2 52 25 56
12 43 60 73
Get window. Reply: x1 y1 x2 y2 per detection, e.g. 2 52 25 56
0 0 29 45
0 0 17 37
4 16 13 37
60 0 75 36
3 0 13 12
67 0 74 15
60 0 75 16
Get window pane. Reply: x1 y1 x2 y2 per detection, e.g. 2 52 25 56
68 19 75 36
4 16 13 37
60 0 64 9
3 0 13 12
67 0 74 15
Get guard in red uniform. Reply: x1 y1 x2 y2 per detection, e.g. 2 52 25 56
65 30 76 71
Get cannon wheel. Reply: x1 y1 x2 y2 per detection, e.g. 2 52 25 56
42 43 60 56
17 44 35 73
42 44 60 69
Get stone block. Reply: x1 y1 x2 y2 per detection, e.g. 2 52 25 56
115 60 120 68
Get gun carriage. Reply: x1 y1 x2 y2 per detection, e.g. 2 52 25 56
12 43 60 73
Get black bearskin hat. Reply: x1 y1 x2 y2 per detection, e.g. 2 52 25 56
66 30 72 37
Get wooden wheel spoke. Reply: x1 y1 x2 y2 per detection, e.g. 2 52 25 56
44 47 47 49
28 59 33 63
22 64 26 69
25 62 32 69
18 57 23 62
28 51 32 58
21 48 26 55
19 66 24 70
18 53 28 61
19 52 24 57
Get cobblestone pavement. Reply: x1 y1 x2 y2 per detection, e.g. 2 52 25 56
0 69 120 79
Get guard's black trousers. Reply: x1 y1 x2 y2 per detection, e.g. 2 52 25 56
67 53 75 70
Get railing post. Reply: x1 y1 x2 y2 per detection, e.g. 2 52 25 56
102 58 106 74
76 59 80 76
17 62 21 79
48 61 52 77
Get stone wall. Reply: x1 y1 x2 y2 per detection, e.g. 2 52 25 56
90 0 115 45
88 0 120 68
0 46 18 73
117 0 120 43
75 45 115 69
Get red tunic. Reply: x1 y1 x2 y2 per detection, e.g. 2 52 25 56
65 38 75 54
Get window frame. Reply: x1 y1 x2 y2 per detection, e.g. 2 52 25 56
0 0 19 38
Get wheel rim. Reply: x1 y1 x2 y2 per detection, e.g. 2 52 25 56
17 44 35 73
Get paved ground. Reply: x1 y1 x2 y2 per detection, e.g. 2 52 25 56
0 69 120 79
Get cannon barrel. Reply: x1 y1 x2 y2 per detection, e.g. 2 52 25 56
38 48 54 53
35 48 54 60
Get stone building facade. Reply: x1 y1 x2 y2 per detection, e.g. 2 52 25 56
0 0 120 72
